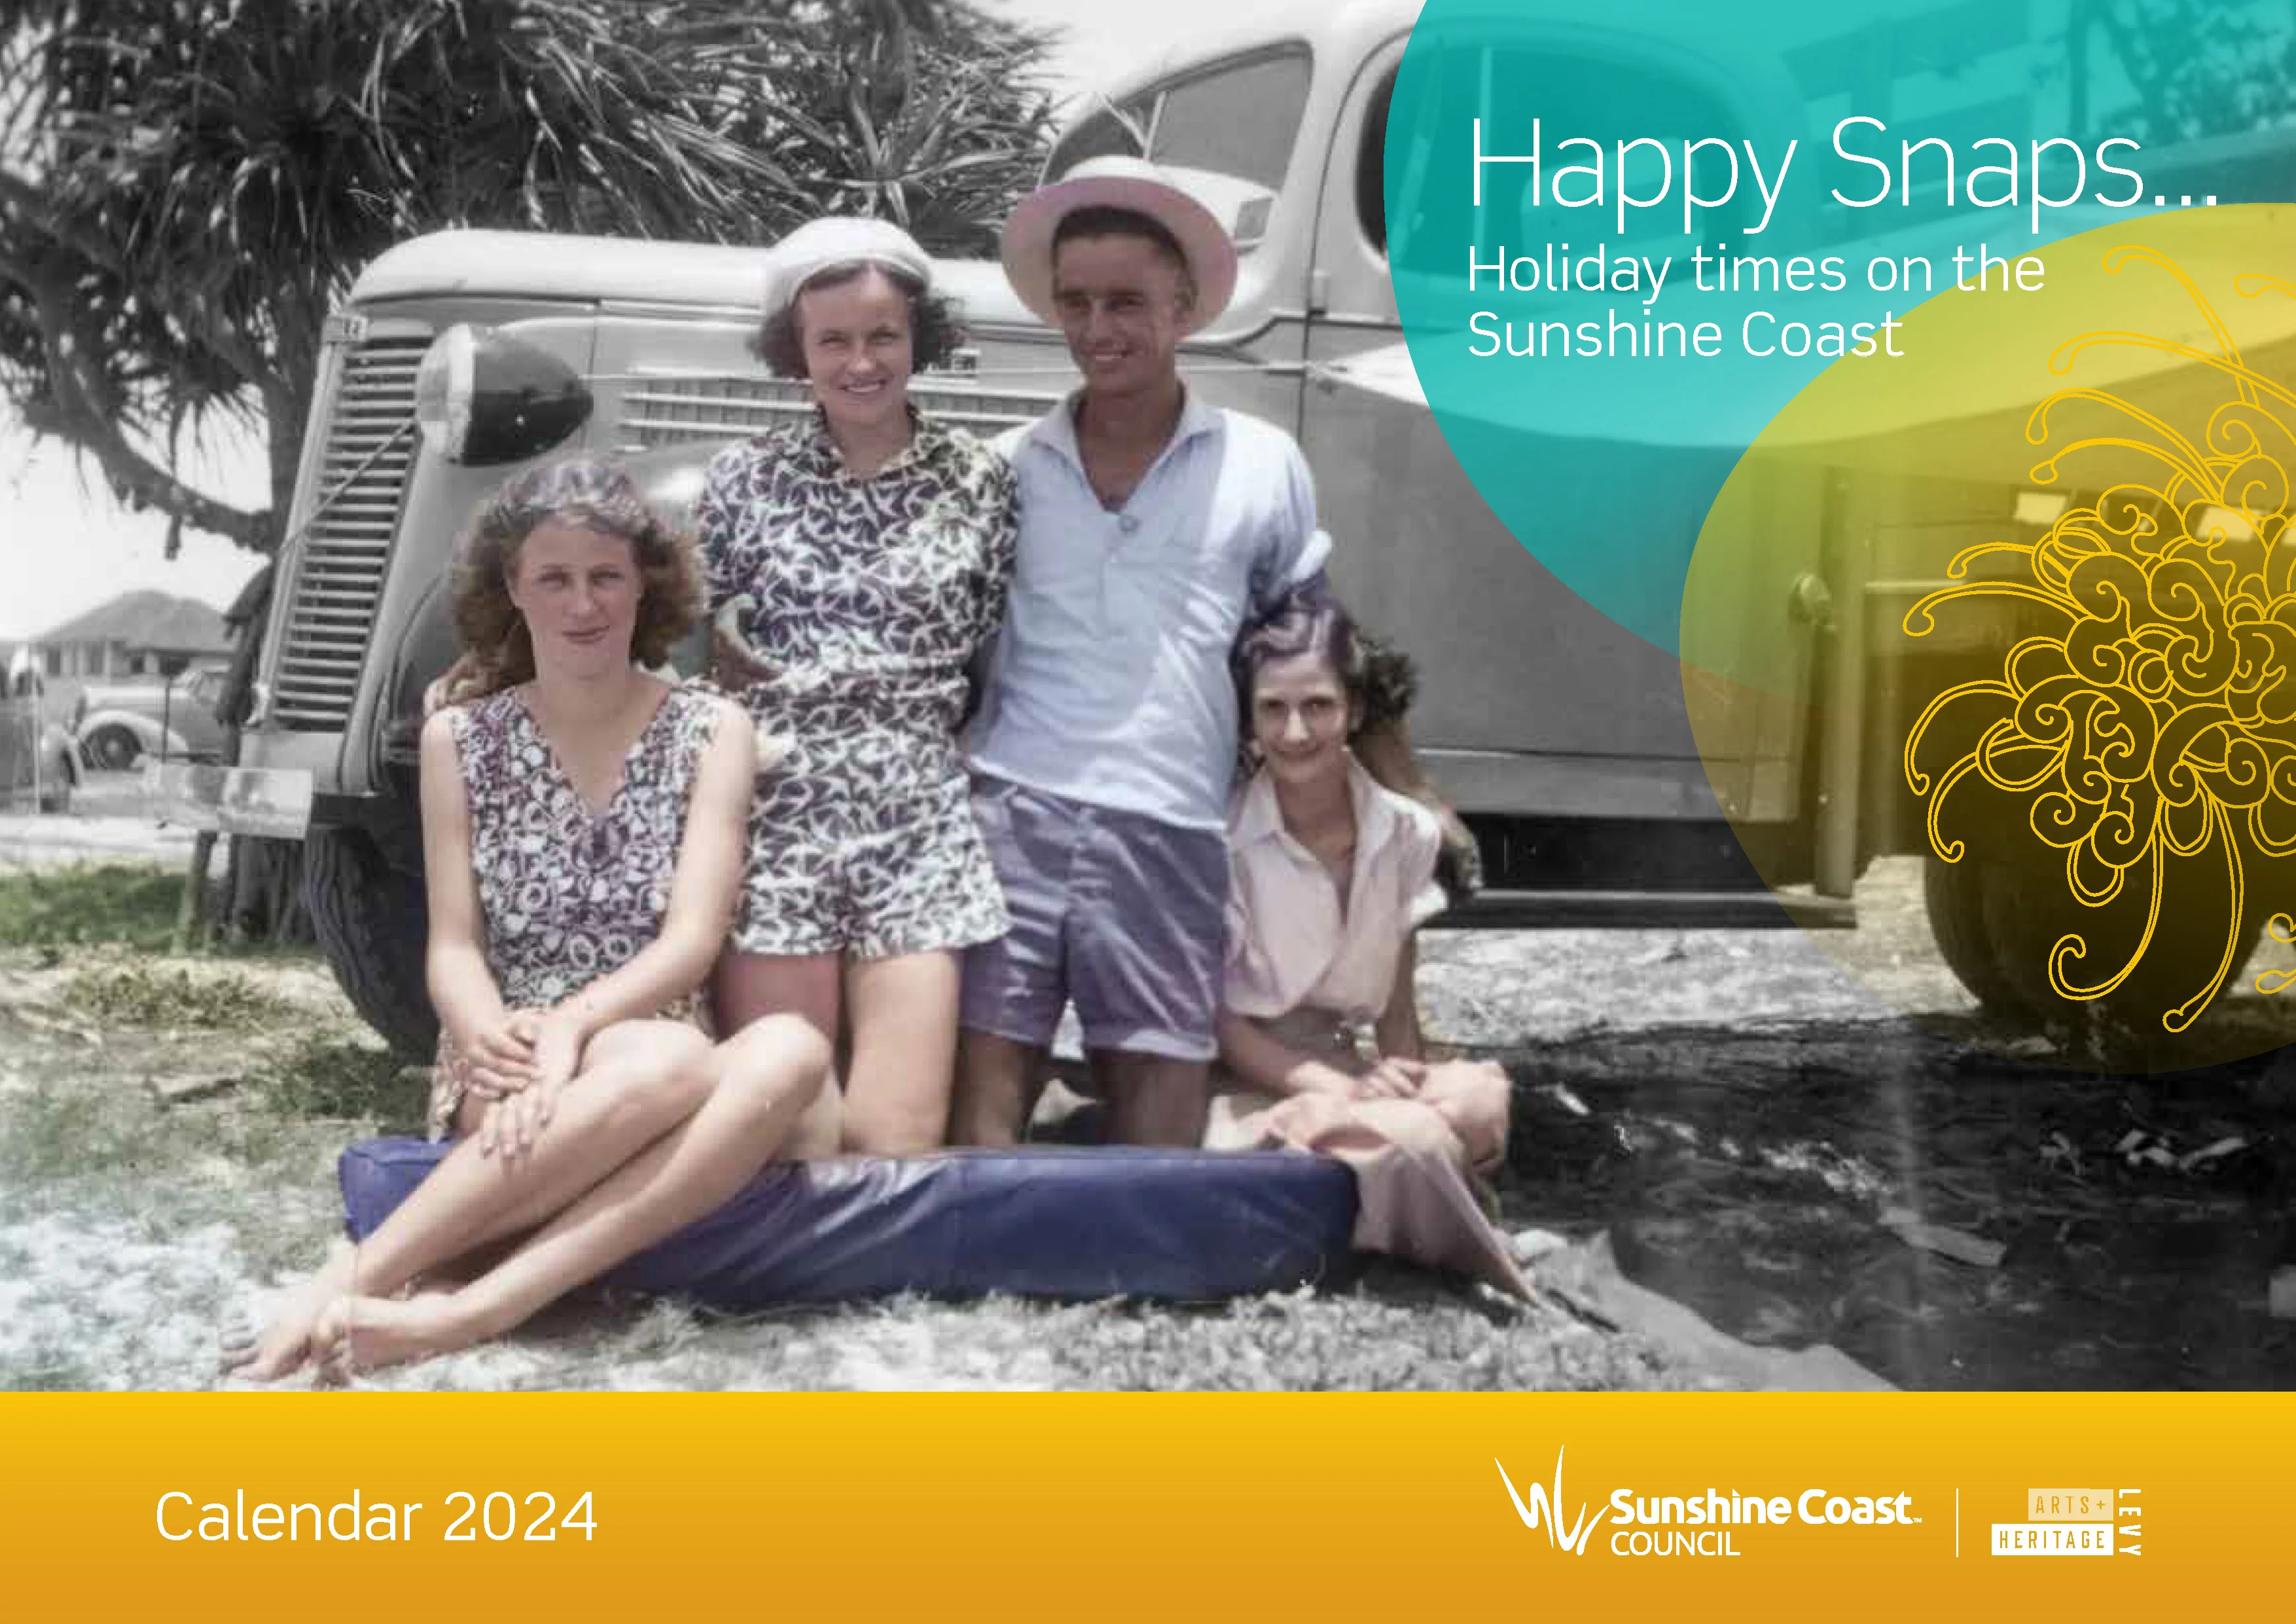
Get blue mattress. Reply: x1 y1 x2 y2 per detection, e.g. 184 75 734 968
340 1139 1359 1308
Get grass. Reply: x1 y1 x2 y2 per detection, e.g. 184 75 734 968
254 1034 427 1133
0 878 1708 1391
0 1024 413 1191
58 962 294 1030
1 926 411 1189
0 863 183 952
0 1062 342 1187
0 862 317 962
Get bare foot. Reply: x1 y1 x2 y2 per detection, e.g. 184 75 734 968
311 1291 476 1380
223 1240 357 1382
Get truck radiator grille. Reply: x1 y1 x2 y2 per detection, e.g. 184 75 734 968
272 336 427 731
618 372 1052 448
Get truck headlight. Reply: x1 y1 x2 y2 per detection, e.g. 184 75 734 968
414 323 593 466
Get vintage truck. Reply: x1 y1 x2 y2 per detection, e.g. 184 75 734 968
161 0 2267 1056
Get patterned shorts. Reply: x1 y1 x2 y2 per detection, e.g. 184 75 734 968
732 728 1011 960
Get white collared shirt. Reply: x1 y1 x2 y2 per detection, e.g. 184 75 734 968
1222 753 1448 1022
965 388 1330 830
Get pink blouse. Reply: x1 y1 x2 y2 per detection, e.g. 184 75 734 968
1221 754 1449 1022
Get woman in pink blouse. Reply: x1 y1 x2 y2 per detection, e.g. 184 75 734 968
1210 594 1525 1295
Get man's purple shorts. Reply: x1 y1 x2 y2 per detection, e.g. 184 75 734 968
959 776 1227 1062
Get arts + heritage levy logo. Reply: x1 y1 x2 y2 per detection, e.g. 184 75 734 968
1990 1487 2142 1557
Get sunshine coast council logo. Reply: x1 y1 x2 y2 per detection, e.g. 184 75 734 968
1990 1487 2142 1557
1496 1449 1918 1559
1494 1449 1605 1555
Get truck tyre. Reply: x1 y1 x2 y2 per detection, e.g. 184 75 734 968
304 824 437 1060
1922 854 2042 1022
1926 850 2269 1055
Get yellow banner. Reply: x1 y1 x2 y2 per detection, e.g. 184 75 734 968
1 1394 2272 1621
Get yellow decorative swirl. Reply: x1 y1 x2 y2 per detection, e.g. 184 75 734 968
1905 249 2296 1031
2259 912 2296 994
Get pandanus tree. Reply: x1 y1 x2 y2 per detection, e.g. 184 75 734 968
0 0 1054 941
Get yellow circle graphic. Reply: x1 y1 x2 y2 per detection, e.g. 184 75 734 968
1683 206 2296 1070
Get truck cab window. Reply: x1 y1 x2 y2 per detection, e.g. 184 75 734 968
1051 47 1312 256
1357 66 1396 254
1047 103 1149 176
1151 48 1311 192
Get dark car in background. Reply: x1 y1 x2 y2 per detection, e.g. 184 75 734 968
73 666 230 771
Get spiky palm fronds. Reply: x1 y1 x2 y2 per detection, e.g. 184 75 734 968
0 0 1054 550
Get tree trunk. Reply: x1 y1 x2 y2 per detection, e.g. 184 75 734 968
172 831 215 952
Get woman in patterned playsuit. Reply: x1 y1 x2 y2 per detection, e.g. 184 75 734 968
699 218 1017 1154
227 459 833 1378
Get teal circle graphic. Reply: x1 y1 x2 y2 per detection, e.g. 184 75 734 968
1387 0 2253 664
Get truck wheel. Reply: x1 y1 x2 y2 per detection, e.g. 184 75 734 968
84 724 140 772
304 825 438 1060
1922 854 2041 1021
1926 850 2268 1053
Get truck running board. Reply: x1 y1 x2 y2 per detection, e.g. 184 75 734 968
1439 888 1857 931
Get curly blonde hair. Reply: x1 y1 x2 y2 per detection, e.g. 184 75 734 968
446 458 704 700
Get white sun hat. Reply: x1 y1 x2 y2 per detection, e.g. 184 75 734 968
761 216 935 322
1000 156 1240 334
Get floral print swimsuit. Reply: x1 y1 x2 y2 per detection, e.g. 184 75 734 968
698 413 1017 958
425 683 721 1138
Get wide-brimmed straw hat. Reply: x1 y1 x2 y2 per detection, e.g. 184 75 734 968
760 216 934 321
1000 156 1239 334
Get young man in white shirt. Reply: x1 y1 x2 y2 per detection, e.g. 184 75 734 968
953 157 1331 1147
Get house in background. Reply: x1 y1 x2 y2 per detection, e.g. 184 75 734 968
26 590 235 681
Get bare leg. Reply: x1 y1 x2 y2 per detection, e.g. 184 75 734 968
723 1011 842 1160
716 948 844 1161
714 948 841 1046
841 950 959 1153
1092 1051 1210 1147
318 1015 833 1372
949 1028 1045 1147
425 1011 844 1250
348 1022 714 1297
230 1020 711 1384
778 1065 844 1160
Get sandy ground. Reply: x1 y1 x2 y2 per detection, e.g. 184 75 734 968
3 830 2292 1390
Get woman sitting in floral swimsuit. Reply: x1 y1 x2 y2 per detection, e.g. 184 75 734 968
700 217 1016 1154
227 458 833 1379
1211 592 1526 1296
